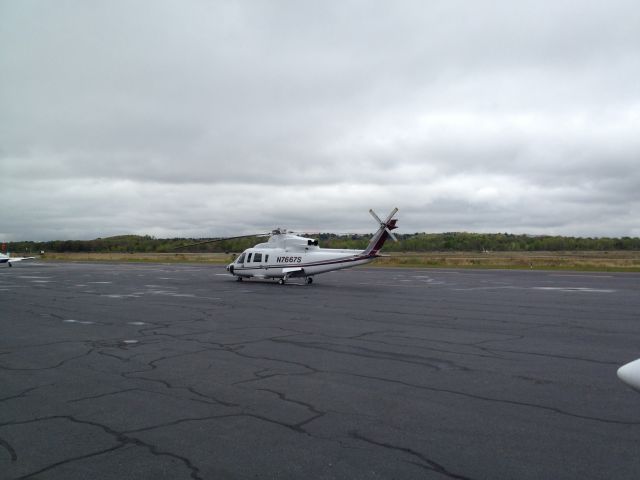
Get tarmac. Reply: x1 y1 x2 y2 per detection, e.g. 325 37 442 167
1 262 639 479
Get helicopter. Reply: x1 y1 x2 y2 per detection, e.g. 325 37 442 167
179 208 398 285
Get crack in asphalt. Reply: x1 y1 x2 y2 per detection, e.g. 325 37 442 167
335 371 640 426
15 444 125 480
0 349 94 371
0 436 17 462
0 385 52 404
256 388 327 430
118 348 239 407
349 430 475 480
186 342 637 426
269 337 470 371
0 416 204 480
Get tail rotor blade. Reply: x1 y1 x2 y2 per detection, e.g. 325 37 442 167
369 209 383 225
384 207 399 224
384 208 399 241
370 208 399 227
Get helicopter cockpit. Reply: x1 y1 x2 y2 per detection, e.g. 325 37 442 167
232 250 269 266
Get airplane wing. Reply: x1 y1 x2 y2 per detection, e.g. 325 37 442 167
618 359 640 392
0 255 37 265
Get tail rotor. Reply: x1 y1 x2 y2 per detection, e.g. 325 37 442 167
363 208 399 256
369 208 399 242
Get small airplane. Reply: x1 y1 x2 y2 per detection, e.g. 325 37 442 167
0 252 37 267
179 208 399 284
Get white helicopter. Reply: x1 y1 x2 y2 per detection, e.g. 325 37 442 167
182 208 399 284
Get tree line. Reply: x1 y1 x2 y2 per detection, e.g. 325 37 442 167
4 232 640 254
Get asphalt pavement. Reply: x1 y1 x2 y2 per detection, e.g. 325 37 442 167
1 262 639 479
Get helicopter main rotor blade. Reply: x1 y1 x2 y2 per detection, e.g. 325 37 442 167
173 234 269 250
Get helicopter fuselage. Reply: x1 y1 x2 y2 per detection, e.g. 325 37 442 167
226 208 398 284
226 242 375 281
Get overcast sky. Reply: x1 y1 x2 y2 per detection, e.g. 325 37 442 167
1 0 639 241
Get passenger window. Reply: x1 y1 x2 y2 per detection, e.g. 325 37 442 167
254 253 262 262
265 255 269 263
247 253 253 263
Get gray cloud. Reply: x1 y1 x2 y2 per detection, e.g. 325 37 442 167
1 0 639 240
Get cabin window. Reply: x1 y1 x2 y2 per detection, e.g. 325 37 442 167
247 253 253 263
254 253 262 262
237 253 246 263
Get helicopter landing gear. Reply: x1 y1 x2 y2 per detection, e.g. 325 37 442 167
236 276 243 282
305 277 313 285
278 278 285 285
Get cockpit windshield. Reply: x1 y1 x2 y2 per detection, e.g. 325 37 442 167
237 252 246 264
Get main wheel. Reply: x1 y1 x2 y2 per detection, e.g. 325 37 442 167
305 277 313 284
278 279 285 285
